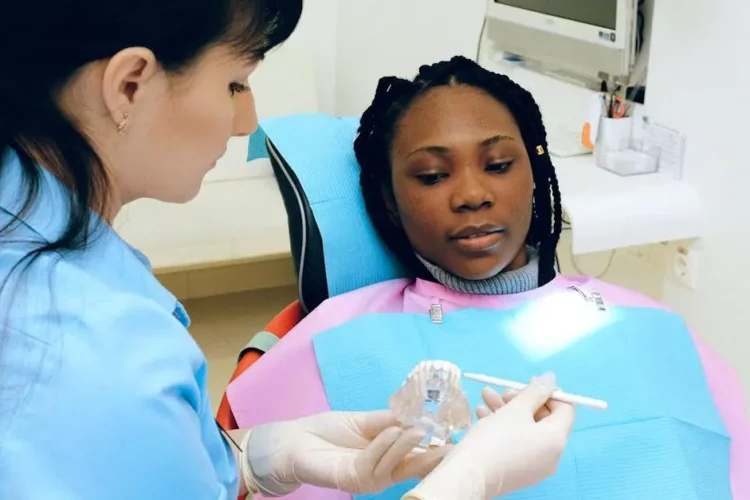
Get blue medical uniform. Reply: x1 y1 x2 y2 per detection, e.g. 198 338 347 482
0 152 239 499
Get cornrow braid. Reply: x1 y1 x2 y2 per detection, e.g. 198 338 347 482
354 55 562 287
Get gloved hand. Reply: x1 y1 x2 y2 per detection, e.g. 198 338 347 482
243 410 451 496
476 384 555 421
403 373 576 500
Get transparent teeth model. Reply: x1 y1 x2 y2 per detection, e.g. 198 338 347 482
388 360 472 450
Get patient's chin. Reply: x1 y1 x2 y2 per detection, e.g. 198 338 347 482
449 261 507 281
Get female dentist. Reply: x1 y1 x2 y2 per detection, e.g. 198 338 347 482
0 0 575 499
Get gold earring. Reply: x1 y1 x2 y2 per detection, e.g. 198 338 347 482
117 113 130 135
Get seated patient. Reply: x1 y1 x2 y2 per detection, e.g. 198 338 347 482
227 56 749 499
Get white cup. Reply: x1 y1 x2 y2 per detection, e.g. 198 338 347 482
595 117 633 167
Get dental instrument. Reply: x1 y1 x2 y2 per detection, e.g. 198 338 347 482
463 372 608 411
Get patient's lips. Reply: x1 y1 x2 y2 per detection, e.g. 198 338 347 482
450 224 504 253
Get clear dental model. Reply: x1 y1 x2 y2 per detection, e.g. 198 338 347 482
388 360 472 450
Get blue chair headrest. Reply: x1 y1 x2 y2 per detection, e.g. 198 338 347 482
262 113 408 313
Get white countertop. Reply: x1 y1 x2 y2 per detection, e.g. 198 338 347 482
554 153 701 254
115 168 292 273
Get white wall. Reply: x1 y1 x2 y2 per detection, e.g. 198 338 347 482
288 0 339 114
295 0 486 115
335 0 486 115
314 0 750 401
645 0 750 398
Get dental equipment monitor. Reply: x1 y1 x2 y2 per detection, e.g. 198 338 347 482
485 0 640 88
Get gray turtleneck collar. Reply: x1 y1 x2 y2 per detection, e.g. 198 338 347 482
415 246 540 295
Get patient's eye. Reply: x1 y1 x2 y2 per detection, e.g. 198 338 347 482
485 160 513 174
416 173 447 186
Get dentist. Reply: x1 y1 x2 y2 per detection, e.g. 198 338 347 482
0 1 575 499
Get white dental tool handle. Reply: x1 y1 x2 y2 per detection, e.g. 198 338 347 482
463 373 608 411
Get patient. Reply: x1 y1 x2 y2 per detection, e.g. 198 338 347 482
226 56 749 499
355 56 560 295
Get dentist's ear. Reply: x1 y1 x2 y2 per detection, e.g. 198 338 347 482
100 47 160 130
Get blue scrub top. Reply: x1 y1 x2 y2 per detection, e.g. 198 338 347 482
0 152 239 499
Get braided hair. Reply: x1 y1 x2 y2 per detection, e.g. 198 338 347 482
354 55 562 287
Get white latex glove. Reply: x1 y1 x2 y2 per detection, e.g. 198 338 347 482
244 410 451 496
404 373 576 500
476 385 554 421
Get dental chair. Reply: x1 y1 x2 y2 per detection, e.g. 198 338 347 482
265 114 411 315
216 113 408 430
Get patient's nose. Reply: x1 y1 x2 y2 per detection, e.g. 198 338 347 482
451 169 495 212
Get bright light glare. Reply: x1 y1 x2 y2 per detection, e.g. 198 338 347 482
505 290 615 362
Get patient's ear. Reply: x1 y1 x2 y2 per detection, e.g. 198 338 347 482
380 184 401 226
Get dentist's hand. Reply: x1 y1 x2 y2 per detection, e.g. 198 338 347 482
404 374 576 500
244 410 451 496
476 384 554 421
